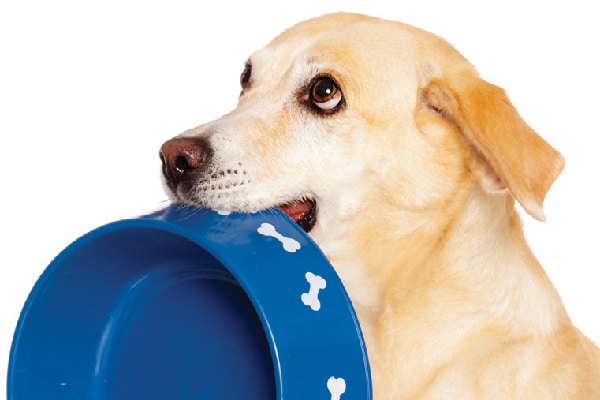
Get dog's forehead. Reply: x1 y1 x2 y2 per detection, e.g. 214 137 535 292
262 13 415 62
247 14 420 85
249 13 466 83
268 12 376 48
251 13 474 85
248 13 374 75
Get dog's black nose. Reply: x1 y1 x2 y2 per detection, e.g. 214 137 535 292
160 137 211 187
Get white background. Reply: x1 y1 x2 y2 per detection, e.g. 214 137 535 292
1 0 598 391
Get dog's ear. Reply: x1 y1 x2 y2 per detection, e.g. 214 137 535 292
420 73 564 221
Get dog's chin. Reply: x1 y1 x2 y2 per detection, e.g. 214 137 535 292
276 198 317 233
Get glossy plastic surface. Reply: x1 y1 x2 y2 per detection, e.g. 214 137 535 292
9 204 371 399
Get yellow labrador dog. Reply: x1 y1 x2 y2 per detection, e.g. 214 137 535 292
160 13 600 399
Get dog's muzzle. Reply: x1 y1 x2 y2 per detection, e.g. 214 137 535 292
159 136 318 232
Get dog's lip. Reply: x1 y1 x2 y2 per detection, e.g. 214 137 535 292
277 198 317 232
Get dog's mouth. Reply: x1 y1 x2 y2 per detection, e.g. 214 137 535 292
276 198 317 232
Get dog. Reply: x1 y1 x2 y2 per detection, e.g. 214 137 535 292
159 12 600 399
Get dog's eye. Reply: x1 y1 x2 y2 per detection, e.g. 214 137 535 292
240 61 252 91
310 77 342 111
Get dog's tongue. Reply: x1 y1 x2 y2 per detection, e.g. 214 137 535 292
278 201 312 222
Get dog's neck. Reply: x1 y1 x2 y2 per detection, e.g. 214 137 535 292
320 182 568 348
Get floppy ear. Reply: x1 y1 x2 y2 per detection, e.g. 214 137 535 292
421 73 564 221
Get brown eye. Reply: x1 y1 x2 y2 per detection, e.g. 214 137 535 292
240 61 252 91
310 77 342 111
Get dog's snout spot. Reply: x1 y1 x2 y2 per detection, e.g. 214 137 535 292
160 137 212 188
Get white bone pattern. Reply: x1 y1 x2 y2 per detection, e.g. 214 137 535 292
257 223 301 252
327 376 346 400
216 210 231 216
255 222 342 397
301 272 326 311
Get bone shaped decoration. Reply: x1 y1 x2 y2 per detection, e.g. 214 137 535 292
216 210 231 216
301 272 326 311
257 223 301 252
327 376 346 400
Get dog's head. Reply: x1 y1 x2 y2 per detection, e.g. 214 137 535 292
160 12 563 274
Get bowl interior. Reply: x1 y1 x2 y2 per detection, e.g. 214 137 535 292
10 227 275 399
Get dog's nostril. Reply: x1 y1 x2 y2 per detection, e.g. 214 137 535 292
174 155 192 174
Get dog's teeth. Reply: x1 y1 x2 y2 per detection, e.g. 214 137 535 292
278 201 311 222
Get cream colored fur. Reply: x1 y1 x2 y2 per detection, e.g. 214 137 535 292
162 13 600 399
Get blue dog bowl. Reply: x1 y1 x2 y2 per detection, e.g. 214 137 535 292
8 204 371 399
